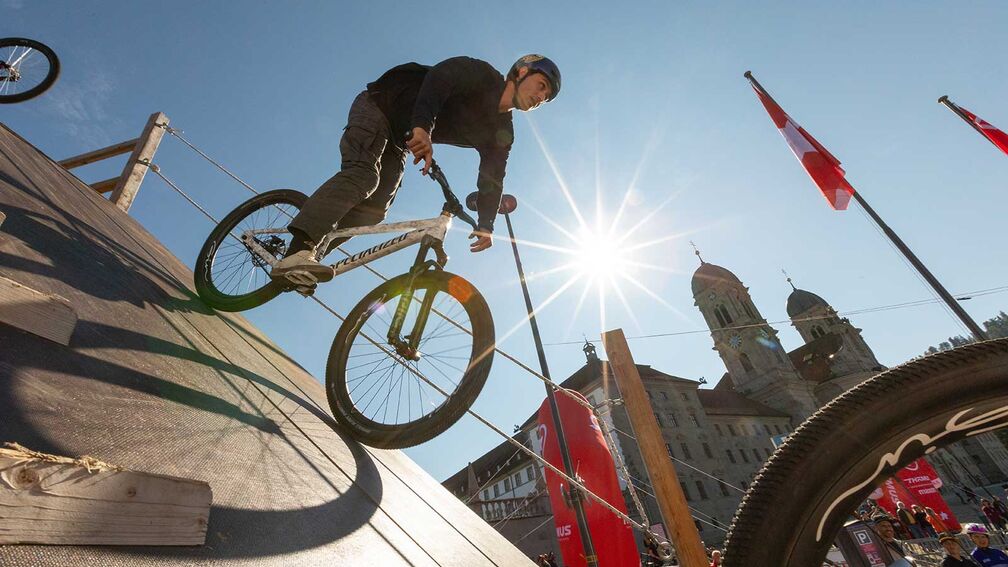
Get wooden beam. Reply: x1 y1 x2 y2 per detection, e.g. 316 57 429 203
601 328 708 567
0 443 211 546
57 138 139 170
110 112 168 212
0 274 77 345
90 176 119 194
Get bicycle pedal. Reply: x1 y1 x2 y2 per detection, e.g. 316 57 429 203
283 270 319 287
294 284 316 297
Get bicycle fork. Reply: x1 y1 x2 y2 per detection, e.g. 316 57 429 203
386 235 448 361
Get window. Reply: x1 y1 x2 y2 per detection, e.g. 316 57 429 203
666 443 675 458
689 414 700 427
715 424 723 436
680 443 692 460
740 353 754 372
526 465 535 480
681 392 689 401
774 424 782 435
753 448 762 462
494 485 500 497
668 412 679 427
740 449 749 463
680 482 692 501
661 391 668 400
702 442 714 459
714 304 734 327
695 480 709 500
728 424 737 436
764 424 772 436
514 472 522 487
811 325 826 339
719 482 731 497
725 449 736 464
504 478 511 492
742 300 755 318
483 489 490 501
656 413 665 427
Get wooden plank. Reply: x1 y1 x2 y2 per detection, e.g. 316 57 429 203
0 443 211 546
0 275 77 345
57 138 139 170
601 328 708 567
89 176 119 194
110 112 168 212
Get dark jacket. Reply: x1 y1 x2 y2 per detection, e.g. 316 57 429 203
367 56 513 232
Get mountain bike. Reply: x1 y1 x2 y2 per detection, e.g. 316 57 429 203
722 337 1008 566
0 38 59 104
194 162 495 449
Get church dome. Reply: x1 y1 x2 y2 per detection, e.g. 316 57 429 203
691 263 743 296
787 288 830 317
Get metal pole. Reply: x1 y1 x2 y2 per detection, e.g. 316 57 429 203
939 95 992 140
502 211 598 566
849 191 986 341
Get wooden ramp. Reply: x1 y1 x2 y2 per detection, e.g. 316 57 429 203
0 122 531 566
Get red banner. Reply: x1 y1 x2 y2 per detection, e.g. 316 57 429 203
537 390 637 567
869 458 960 533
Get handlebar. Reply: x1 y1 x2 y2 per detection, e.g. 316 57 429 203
403 131 479 231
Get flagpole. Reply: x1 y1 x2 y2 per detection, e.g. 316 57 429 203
938 95 990 139
745 72 987 342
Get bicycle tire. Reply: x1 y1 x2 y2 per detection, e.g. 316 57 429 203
327 270 494 449
0 38 60 103
194 189 306 312
722 338 1008 567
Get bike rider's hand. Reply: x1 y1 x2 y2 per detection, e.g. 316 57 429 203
407 126 434 176
468 228 492 253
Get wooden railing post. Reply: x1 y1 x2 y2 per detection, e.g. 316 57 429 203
110 112 168 212
601 328 709 567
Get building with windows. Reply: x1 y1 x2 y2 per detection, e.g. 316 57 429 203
443 258 1008 558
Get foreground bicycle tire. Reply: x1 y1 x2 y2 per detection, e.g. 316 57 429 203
0 38 60 103
722 338 1008 567
194 189 306 312
327 270 494 449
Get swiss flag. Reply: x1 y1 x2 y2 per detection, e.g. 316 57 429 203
747 73 856 210
957 105 1008 156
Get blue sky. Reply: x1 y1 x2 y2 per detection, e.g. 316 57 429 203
6 1 1008 481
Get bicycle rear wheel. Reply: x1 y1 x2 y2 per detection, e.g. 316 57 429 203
327 270 494 449
0 38 60 103
194 189 306 312
722 338 1008 567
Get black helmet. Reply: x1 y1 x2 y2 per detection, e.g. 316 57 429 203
508 54 561 102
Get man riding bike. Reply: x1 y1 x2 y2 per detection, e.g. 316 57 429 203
271 54 561 283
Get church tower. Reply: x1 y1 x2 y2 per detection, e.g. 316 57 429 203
785 276 884 397
690 250 818 424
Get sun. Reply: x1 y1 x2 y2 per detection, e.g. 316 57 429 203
572 226 633 283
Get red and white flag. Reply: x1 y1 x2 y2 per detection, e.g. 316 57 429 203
955 104 1008 156
746 72 856 210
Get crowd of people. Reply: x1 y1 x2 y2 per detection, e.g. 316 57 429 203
868 513 1008 566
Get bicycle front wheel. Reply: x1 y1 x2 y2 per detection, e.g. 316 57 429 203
0 38 60 103
327 270 494 449
194 189 306 312
723 338 1008 567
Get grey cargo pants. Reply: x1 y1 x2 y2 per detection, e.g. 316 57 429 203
288 91 408 253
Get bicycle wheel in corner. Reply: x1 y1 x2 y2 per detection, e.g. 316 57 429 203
194 189 306 312
327 270 495 449
722 338 1008 567
0 38 60 103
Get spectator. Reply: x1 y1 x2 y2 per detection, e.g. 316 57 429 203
941 533 981 566
873 514 911 560
898 501 925 539
535 551 558 567
994 497 1008 529
982 499 1006 533
927 507 951 535
965 523 1008 567
914 504 939 538
709 549 722 567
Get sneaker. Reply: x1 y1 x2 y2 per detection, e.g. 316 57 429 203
270 249 334 285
